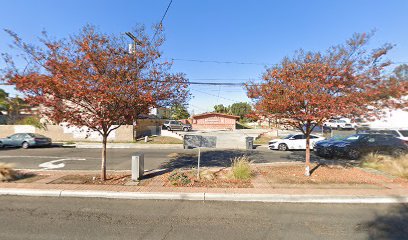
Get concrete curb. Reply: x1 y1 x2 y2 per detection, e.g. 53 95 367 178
1 188 408 203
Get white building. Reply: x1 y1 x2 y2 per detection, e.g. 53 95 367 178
365 109 408 128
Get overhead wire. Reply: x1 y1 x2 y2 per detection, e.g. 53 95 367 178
151 0 173 42
191 88 245 103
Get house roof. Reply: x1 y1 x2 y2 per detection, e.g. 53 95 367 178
192 112 240 119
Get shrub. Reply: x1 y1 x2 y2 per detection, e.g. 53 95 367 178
16 116 45 130
361 153 408 178
0 162 17 181
231 156 252 180
168 171 191 186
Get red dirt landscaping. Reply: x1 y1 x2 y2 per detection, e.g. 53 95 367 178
49 174 131 185
257 164 408 185
163 169 253 188
25 164 408 188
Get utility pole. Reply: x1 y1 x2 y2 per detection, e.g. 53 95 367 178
125 32 142 140
125 32 142 54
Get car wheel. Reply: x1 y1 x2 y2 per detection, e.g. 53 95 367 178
392 148 405 157
337 125 341 130
278 143 288 151
167 126 172 131
348 149 360 160
22 142 29 149
183 127 189 132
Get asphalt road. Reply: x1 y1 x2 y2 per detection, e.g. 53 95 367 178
0 196 406 239
0 147 311 171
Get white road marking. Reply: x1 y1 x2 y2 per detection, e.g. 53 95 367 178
38 158 86 170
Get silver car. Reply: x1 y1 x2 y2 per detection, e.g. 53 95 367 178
0 133 52 149
163 120 192 132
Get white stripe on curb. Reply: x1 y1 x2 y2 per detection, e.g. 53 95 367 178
0 189 62 197
1 188 408 203
60 190 205 201
204 193 408 204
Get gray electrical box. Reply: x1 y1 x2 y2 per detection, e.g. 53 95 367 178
131 153 144 181
183 135 217 149
245 137 254 150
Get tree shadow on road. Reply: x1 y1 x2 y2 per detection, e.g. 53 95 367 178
357 202 408 239
159 149 266 170
284 150 361 167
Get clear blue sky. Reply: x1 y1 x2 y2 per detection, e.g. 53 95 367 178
1 0 407 114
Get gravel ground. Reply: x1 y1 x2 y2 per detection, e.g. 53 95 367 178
257 164 408 184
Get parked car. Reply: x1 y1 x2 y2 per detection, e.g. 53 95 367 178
323 119 355 130
0 133 52 149
314 135 347 157
357 128 408 143
314 133 408 159
162 120 192 132
268 134 325 151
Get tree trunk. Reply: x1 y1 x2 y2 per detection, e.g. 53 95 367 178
101 134 107 181
305 134 311 176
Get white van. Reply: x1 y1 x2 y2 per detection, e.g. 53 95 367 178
362 129 408 142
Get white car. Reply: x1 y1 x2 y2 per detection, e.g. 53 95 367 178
363 129 408 143
269 134 326 151
323 119 356 130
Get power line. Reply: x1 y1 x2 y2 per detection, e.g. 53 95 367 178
191 89 244 103
188 103 209 112
189 78 254 81
151 0 173 42
170 58 268 66
143 78 253 86
169 58 408 66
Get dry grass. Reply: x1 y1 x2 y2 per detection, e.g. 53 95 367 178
254 135 279 144
164 169 253 188
258 164 390 184
135 136 182 144
0 163 17 182
231 156 253 180
361 153 408 179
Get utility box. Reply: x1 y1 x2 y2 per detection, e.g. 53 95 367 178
131 153 144 181
245 137 254 150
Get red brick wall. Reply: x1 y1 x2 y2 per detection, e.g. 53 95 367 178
191 115 237 130
192 123 235 130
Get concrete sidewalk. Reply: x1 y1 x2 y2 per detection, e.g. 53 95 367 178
1 169 408 203
63 142 184 149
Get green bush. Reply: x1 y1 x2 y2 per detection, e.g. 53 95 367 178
231 156 252 180
168 171 191 186
16 116 45 129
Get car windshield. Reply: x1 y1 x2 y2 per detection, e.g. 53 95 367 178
399 130 408 137
283 134 294 139
329 135 345 141
343 134 362 142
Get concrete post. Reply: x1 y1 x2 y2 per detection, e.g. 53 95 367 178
131 153 144 181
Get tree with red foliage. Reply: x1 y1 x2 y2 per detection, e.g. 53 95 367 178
247 32 406 176
1 25 189 180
